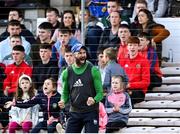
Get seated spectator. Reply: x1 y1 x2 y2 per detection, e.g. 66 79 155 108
96 48 106 83
14 78 62 133
46 7 60 36
120 36 150 105
0 20 31 63
105 75 132 133
32 44 59 92
52 27 80 68
138 32 162 92
52 10 79 42
117 24 131 66
57 46 75 94
99 11 121 50
8 75 39 133
131 9 170 65
32 22 54 66
0 8 36 44
2 35 32 66
101 0 131 28
3 45 32 97
103 47 128 94
78 7 103 64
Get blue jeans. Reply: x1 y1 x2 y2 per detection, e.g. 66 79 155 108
65 111 99 133
31 121 57 133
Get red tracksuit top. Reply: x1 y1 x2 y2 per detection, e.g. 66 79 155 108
120 53 150 94
3 61 32 94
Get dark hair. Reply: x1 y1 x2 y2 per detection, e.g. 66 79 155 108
104 47 117 60
9 8 23 19
8 20 21 27
61 10 76 34
38 22 53 32
137 32 151 41
127 36 140 44
65 46 72 53
39 43 52 50
44 77 57 92
110 10 121 18
12 45 25 52
97 47 105 56
58 26 72 34
135 0 147 7
108 0 119 5
16 77 35 100
138 9 154 24
46 7 60 17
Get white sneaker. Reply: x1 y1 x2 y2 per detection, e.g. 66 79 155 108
56 123 65 133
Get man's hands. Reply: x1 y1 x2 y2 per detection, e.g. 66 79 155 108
87 97 95 106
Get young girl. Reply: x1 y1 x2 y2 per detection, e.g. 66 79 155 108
105 75 132 133
8 74 39 133
14 77 62 133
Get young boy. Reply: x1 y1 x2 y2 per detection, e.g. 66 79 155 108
117 24 131 66
138 32 162 92
52 27 80 68
103 47 128 94
120 36 150 106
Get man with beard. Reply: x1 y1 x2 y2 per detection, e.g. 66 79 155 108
58 43 103 133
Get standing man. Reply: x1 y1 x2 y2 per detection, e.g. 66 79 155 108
59 44 103 133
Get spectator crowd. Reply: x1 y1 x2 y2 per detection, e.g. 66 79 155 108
0 0 173 133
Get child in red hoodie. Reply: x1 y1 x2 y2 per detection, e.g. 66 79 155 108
120 36 150 106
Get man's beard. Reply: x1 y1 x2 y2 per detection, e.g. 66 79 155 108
75 57 86 66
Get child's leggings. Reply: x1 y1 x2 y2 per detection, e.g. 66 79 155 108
8 121 32 133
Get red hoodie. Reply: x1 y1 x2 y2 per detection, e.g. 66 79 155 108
3 61 32 94
117 43 128 66
121 53 150 94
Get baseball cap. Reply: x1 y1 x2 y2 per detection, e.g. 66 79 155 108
71 43 87 53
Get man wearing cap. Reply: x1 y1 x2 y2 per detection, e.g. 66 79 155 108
3 45 32 97
59 44 103 133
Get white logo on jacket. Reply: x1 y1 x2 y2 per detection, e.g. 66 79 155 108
73 79 83 87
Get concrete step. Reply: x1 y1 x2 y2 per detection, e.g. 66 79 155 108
130 109 180 117
145 93 180 101
161 67 180 76
119 127 156 133
128 118 180 126
134 100 180 109
120 127 180 133
162 77 180 84
162 62 180 67
153 85 180 92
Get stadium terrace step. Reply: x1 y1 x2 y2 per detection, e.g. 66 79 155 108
150 127 180 133
127 118 152 126
153 85 180 92
145 93 170 100
134 100 173 108
161 62 180 67
119 127 156 133
161 67 180 76
162 77 180 84
130 109 180 118
128 118 180 126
